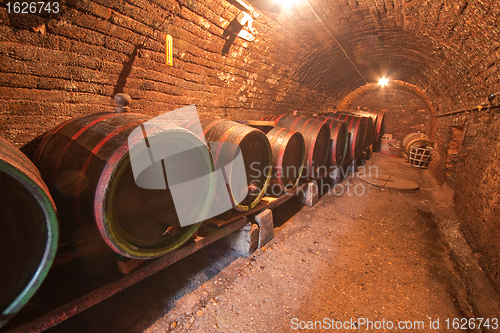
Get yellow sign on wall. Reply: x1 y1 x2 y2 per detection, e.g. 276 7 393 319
166 34 173 66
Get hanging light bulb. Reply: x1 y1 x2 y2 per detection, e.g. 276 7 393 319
378 78 389 86
275 0 301 10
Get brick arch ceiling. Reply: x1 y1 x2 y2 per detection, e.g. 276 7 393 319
337 79 437 138
337 80 436 115
278 0 500 110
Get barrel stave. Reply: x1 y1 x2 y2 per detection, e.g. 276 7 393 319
266 127 305 194
316 117 348 167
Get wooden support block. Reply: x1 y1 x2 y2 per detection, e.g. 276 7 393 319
254 209 274 247
223 223 259 256
341 159 357 177
327 167 342 186
365 147 372 160
117 257 147 275
356 152 366 167
189 230 199 241
216 210 233 221
297 180 319 207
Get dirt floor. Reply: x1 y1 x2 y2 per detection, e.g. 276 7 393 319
44 153 500 333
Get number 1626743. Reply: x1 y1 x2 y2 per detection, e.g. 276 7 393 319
6 2 60 14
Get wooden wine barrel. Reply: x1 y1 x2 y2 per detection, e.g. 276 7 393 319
185 119 272 211
322 113 364 160
360 112 378 146
0 137 59 328
270 115 331 179
381 138 397 154
404 134 432 156
389 146 404 158
265 127 305 195
34 112 215 259
371 111 385 144
316 117 348 167
338 111 376 150
363 111 380 143
402 132 428 148
370 111 385 152
260 114 286 124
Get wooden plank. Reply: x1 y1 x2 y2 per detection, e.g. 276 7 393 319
255 209 274 248
5 217 248 333
116 257 147 275
224 223 259 256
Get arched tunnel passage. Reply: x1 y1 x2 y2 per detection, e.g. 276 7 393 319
337 80 437 141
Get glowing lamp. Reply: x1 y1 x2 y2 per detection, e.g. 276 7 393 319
378 78 389 86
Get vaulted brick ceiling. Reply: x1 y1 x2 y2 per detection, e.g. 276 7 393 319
257 0 500 110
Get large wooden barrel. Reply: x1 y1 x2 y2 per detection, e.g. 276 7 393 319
185 119 272 211
34 112 215 259
265 127 305 195
346 110 385 147
403 132 432 156
402 132 428 148
271 115 331 179
371 111 385 144
381 138 397 154
316 117 348 167
0 137 59 328
338 111 376 150
260 114 286 123
322 113 363 160
370 111 385 152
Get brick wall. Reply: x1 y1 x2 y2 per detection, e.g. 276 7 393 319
429 109 500 292
347 87 432 141
0 0 338 149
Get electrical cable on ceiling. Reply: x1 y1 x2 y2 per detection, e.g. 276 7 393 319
303 0 368 84
436 91 500 117
436 104 500 117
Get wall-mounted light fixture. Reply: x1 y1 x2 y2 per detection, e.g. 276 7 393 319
236 12 256 41
222 10 258 54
